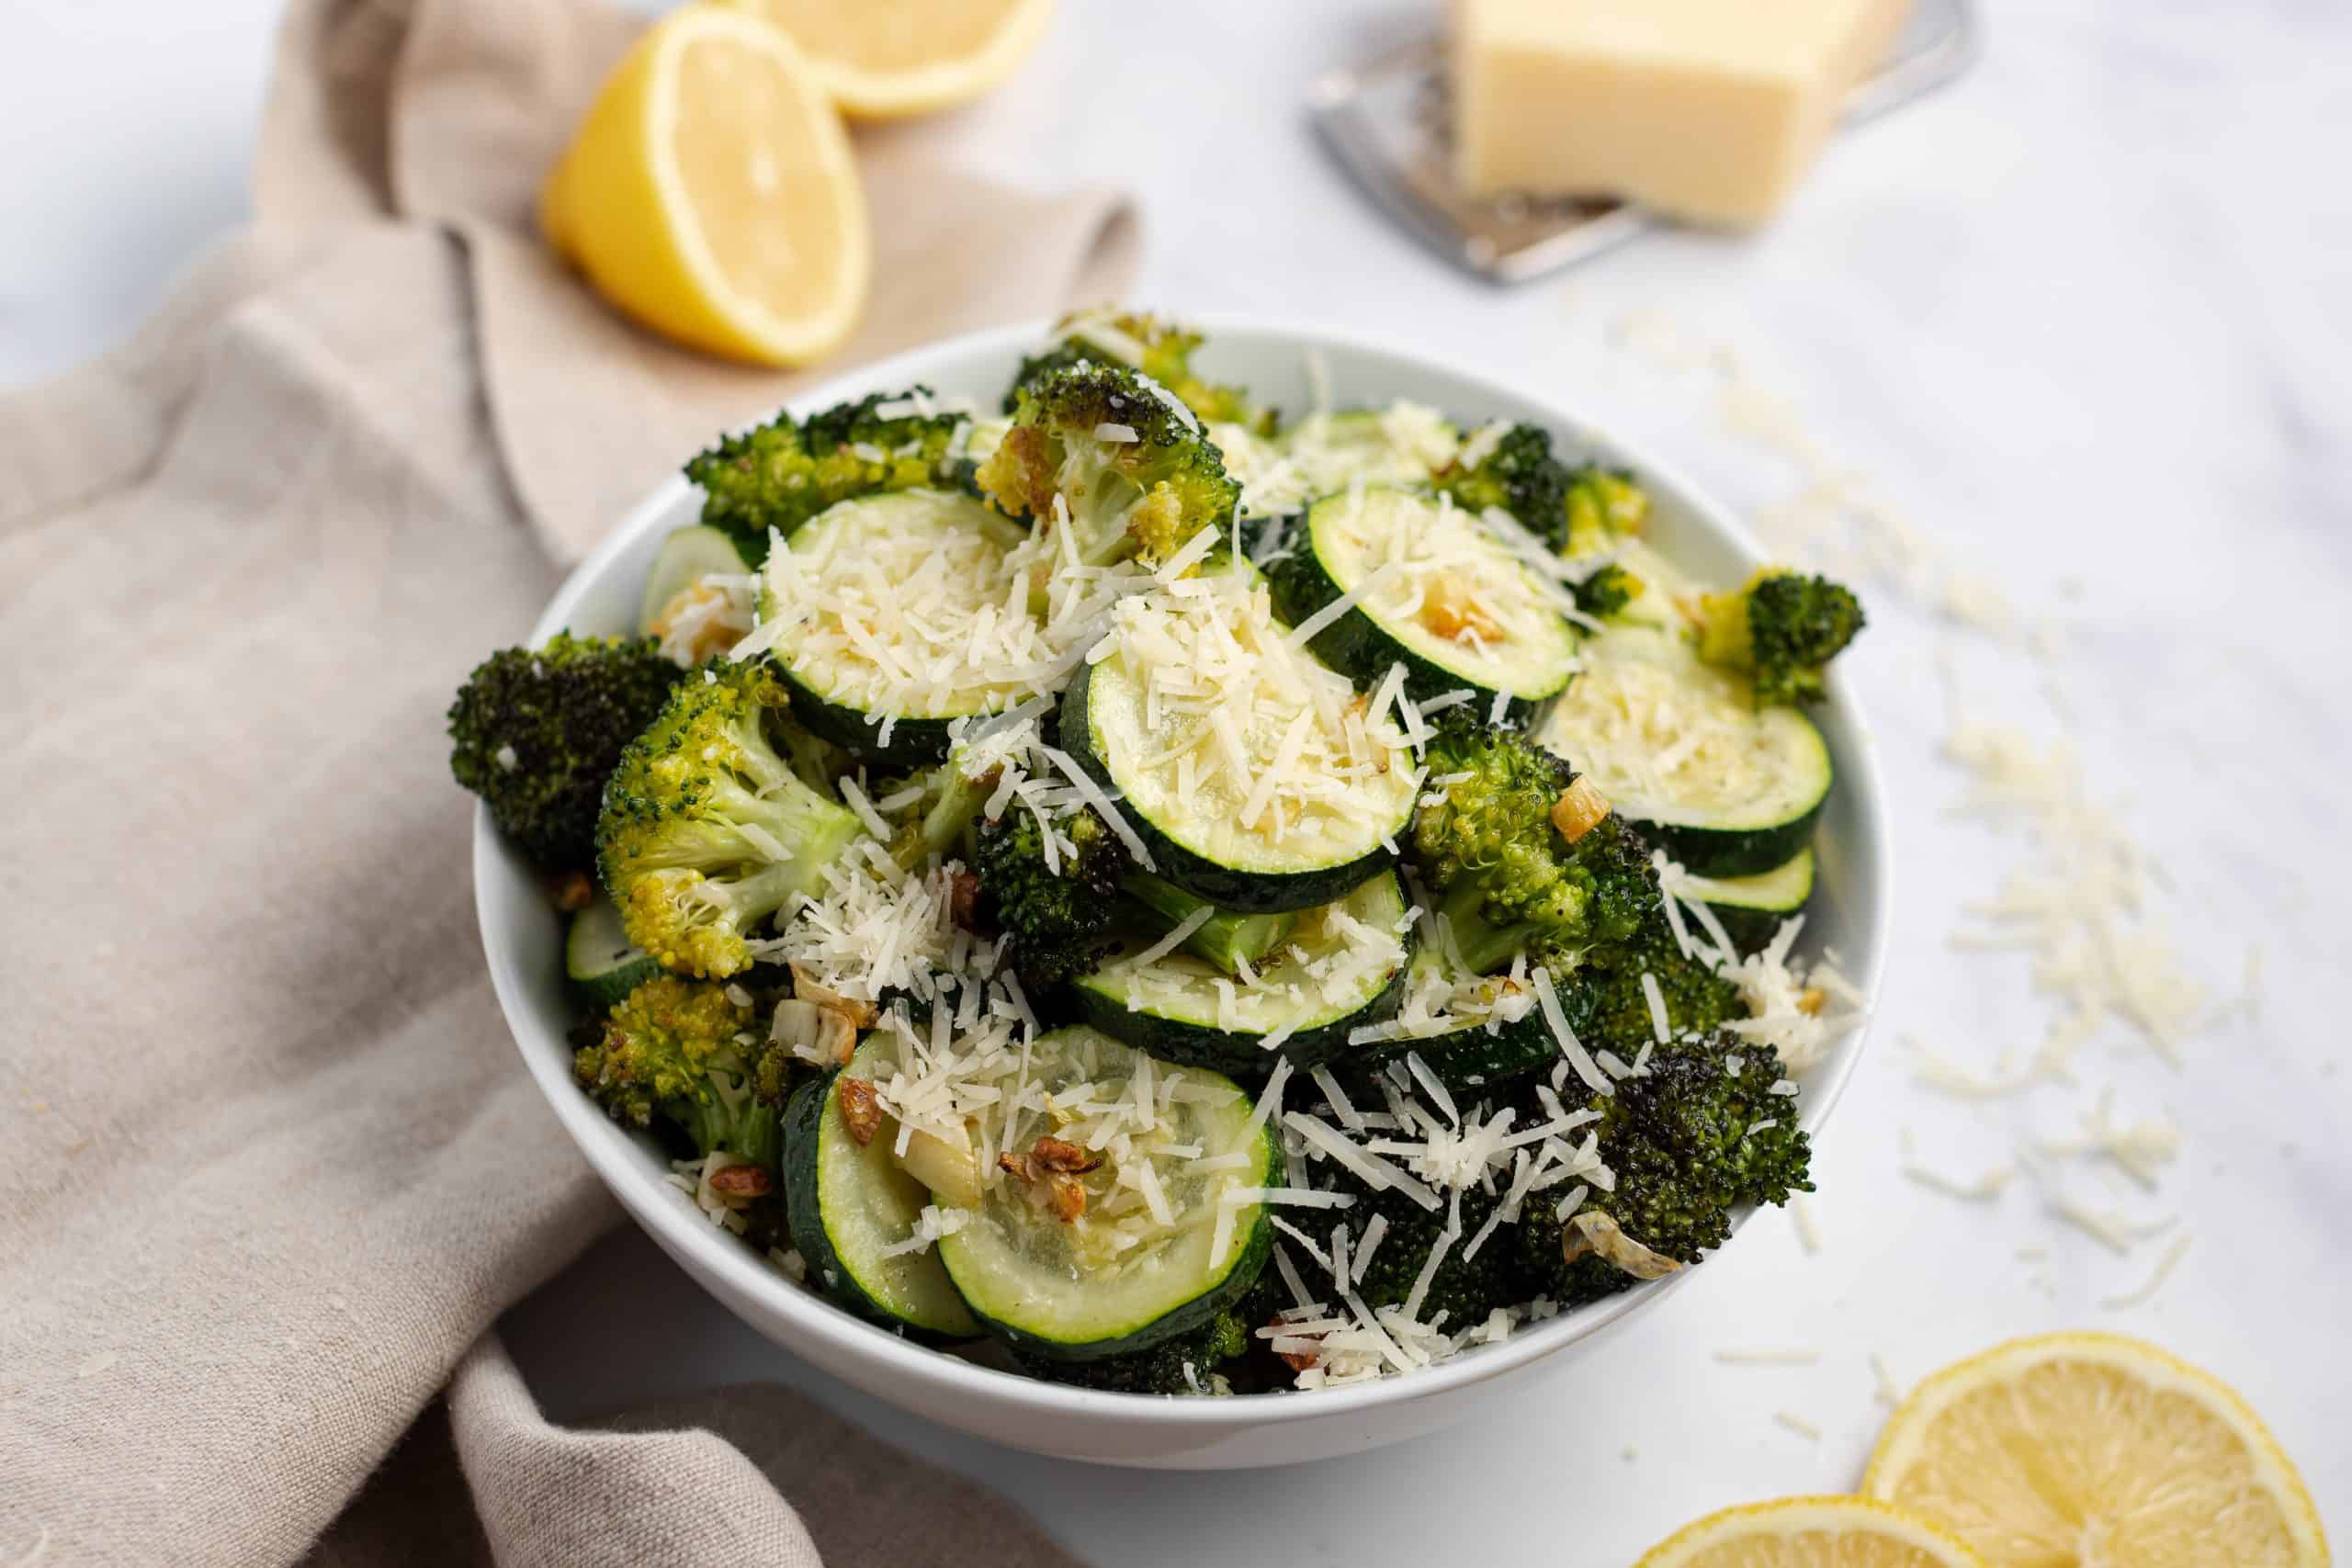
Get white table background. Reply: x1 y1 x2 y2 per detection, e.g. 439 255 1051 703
10 1 2346 1559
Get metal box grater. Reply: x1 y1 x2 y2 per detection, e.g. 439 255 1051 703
1309 0 1981 283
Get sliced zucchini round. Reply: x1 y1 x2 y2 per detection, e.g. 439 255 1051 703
1058 584 1419 913
637 525 752 642
1270 486 1577 719
1339 949 1558 1094
936 1025 1280 1362
1679 848 1815 952
784 1040 981 1341
1071 872 1415 1075
758 489 1035 766
1223 405 1463 521
565 897 661 1009
1541 625 1833 878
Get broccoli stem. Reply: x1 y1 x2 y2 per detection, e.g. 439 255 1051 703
889 765 996 872
1121 873 1296 976
1438 879 1536 976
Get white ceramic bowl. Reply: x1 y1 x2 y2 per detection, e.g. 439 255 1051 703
474 317 1892 1469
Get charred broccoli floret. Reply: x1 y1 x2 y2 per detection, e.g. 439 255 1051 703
1562 465 1650 556
685 388 971 565
572 974 794 1166
971 802 1293 986
975 362 1239 570
968 805 1125 987
1557 897 1744 1059
447 633 684 872
1513 1038 1812 1303
1008 313 1274 435
1695 568 1865 705
596 661 865 978
1407 722 1654 976
1327 1163 1536 1328
1432 423 1571 536
1561 466 1649 619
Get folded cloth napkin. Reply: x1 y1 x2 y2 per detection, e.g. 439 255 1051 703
0 0 1134 1561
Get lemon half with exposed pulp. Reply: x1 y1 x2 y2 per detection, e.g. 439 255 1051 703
715 0 1056 119
541 6 869 367
1865 1331 2330 1567
1635 1495 1989 1568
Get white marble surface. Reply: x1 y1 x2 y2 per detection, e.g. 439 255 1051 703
9 0 2347 1558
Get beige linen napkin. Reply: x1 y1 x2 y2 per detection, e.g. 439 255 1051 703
0 0 1131 1562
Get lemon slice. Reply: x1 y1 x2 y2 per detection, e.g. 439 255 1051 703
1865 1332 2331 1567
1635 1495 1988 1568
540 6 869 367
715 0 1056 118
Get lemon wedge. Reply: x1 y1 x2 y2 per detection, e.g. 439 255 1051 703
1865 1332 2330 1567
714 0 1056 119
540 5 869 367
1636 1495 1988 1568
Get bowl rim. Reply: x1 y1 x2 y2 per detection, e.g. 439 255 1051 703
474 311 1893 1428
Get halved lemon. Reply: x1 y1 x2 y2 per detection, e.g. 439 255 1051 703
714 0 1056 119
1635 1495 1988 1568
540 6 869 367
1864 1331 2330 1567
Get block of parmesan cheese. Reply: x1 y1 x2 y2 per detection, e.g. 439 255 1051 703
1452 0 1911 227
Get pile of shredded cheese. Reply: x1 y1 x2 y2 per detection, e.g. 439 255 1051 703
1087 569 1423 856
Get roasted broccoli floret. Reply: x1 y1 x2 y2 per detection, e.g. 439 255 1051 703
975 362 1240 570
1432 423 1572 536
968 805 1126 987
1562 465 1650 556
971 802 1290 985
1695 568 1865 705
596 661 865 978
1557 891 1744 1058
684 388 970 565
1513 1038 1812 1303
1407 723 1655 976
572 974 794 1165
447 633 684 872
1008 313 1274 435
1327 1162 1535 1328
1559 465 1649 620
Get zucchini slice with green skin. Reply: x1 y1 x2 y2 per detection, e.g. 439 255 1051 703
1339 949 1557 1094
784 1041 980 1341
1071 872 1415 1075
1540 624 1833 878
1057 609 1419 913
757 489 1035 766
1678 848 1815 952
637 525 752 641
936 1026 1281 1362
565 898 662 1009
1269 486 1578 720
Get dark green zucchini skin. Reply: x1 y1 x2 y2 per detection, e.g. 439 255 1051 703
1339 1011 1559 1097
1263 494 1572 726
1058 661 1400 914
1267 549 1544 727
1069 898 1415 1077
1634 799 1824 881
952 1132 1285 1364
774 665 964 767
781 1071 973 1344
1686 852 1815 951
